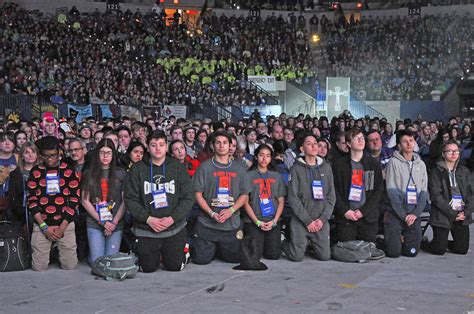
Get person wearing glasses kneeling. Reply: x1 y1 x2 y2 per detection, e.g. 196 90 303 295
81 139 127 264
426 140 472 255
27 136 80 271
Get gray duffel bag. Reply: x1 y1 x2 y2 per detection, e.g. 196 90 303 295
91 252 139 281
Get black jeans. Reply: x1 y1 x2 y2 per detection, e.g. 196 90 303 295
430 223 470 255
136 228 186 272
191 222 240 265
243 222 281 260
384 211 421 258
336 218 378 243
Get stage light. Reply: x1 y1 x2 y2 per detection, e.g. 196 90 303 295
357 2 363 9
312 34 321 43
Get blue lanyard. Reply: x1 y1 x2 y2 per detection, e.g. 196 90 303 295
408 162 415 186
150 160 166 192
307 164 321 183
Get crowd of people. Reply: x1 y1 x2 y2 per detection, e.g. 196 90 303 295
0 3 470 112
0 109 472 272
323 12 472 100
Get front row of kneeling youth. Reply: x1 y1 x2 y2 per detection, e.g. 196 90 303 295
28 129 472 271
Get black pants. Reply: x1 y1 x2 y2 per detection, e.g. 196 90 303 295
336 218 378 243
191 222 240 265
430 223 470 255
243 222 281 260
384 211 421 258
74 210 89 262
136 228 186 272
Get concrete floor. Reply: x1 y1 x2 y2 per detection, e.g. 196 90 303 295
1 227 473 314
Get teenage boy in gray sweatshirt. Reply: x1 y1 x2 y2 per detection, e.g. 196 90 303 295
124 131 194 272
283 133 336 261
385 130 428 258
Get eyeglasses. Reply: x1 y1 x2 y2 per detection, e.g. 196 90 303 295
68 148 84 153
99 151 113 157
352 136 365 142
42 153 59 159
444 150 461 155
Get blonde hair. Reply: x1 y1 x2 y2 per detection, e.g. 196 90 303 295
18 142 40 172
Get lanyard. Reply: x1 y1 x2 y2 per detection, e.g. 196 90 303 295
150 160 166 192
448 169 457 188
407 161 415 186
307 164 321 184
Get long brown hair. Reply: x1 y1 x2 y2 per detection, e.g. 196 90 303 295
81 138 117 203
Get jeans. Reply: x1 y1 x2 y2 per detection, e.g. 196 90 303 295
87 227 122 264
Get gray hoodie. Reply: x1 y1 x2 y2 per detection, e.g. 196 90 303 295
288 157 336 226
386 150 428 220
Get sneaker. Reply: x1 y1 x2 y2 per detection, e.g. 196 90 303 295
180 243 190 271
367 242 385 260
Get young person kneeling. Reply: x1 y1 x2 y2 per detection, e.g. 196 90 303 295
243 144 286 260
283 133 336 261
124 131 194 272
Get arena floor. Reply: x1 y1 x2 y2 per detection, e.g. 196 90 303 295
1 226 473 314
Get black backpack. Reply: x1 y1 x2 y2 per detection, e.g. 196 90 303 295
0 221 31 271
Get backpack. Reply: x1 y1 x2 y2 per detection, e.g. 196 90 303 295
91 252 139 281
0 221 31 272
331 240 374 263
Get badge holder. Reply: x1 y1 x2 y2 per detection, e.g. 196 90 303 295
451 195 464 211
259 198 275 217
406 185 418 205
152 189 168 210
212 187 234 208
46 173 60 195
96 201 113 224
312 180 324 200
348 184 363 202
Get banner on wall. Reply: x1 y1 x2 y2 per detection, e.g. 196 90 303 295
248 76 277 92
100 104 114 119
120 105 142 121
68 104 92 123
326 77 350 118
162 105 187 119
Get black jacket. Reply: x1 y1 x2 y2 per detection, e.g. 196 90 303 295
428 161 473 229
6 167 26 223
333 154 384 223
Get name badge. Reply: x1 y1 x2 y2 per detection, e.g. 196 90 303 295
312 180 324 200
451 195 464 211
152 189 168 210
406 185 418 205
46 172 60 195
96 202 113 224
214 187 233 208
348 184 363 202
259 198 275 217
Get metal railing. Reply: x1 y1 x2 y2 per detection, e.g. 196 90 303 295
349 100 385 119
247 80 279 106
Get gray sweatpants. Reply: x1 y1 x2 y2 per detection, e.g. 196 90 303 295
283 218 331 262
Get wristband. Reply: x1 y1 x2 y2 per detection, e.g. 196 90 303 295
272 219 277 227
229 207 236 214
39 222 48 233
255 220 262 227
210 211 216 218
110 220 117 226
